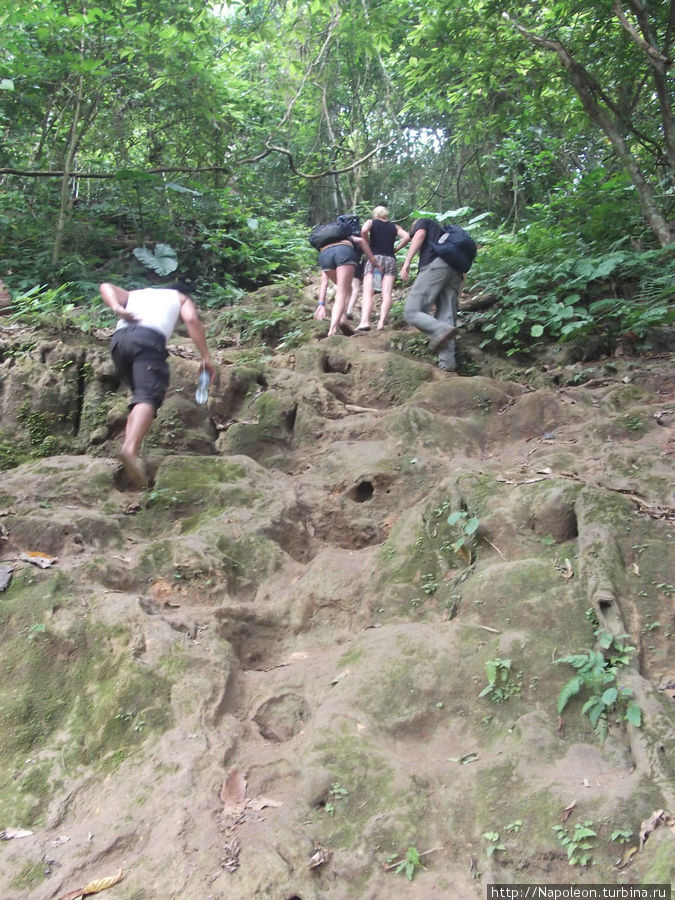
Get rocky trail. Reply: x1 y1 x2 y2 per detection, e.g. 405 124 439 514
0 284 673 899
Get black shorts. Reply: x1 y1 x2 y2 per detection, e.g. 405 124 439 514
110 325 169 412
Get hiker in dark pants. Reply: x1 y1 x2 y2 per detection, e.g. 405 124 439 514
100 282 216 488
400 218 463 372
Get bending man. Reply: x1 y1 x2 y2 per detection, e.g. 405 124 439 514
400 218 462 372
100 281 216 488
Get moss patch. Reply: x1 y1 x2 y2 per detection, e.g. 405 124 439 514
0 591 173 827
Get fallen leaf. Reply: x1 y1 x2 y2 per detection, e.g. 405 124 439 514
20 551 58 568
632 562 640 575
220 766 247 809
562 559 574 581
561 800 576 822
448 753 479 765
246 797 282 811
615 846 637 869
82 869 124 894
0 565 13 592
0 827 33 840
331 670 350 686
456 544 472 566
308 843 332 869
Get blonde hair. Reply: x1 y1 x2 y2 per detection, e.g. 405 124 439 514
373 205 389 220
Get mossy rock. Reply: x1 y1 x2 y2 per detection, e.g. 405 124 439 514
385 405 483 455
0 456 118 509
216 388 297 458
7 509 123 555
0 608 173 827
411 375 518 419
145 456 249 517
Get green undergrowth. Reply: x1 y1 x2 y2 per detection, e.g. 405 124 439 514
468 235 675 357
210 298 310 350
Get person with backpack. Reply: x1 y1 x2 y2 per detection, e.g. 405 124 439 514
311 215 376 338
356 206 410 332
400 217 474 372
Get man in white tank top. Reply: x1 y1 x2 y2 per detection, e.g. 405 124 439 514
100 282 216 488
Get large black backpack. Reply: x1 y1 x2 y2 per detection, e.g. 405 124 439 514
431 224 477 273
308 213 361 250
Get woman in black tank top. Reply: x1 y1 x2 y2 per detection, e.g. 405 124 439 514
357 206 410 331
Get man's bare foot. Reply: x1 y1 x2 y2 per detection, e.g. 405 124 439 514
119 449 147 489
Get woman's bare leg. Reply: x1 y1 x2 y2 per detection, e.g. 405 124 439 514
346 277 360 318
358 272 374 329
327 265 354 336
377 274 396 329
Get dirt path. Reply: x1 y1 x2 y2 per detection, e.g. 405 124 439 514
0 317 673 899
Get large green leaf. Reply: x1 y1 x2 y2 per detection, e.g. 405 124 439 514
133 243 178 276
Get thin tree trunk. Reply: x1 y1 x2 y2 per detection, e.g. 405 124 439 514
614 0 675 174
52 73 85 264
509 18 673 247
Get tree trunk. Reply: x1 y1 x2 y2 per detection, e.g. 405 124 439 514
52 73 85 264
509 18 674 247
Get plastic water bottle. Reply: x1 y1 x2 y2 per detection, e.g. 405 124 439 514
373 268 382 292
195 370 210 405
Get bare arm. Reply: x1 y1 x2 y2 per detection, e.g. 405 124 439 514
400 228 426 282
360 219 373 241
179 295 216 378
99 282 138 322
352 235 376 266
394 225 411 253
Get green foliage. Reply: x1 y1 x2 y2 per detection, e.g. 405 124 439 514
483 831 506 857
3 0 673 332
8 282 104 333
553 821 597 867
393 846 425 881
471 237 675 357
9 283 77 320
556 629 641 739
610 828 633 845
324 782 348 817
0 440 27 472
479 658 522 703
446 509 480 555
133 243 178 276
